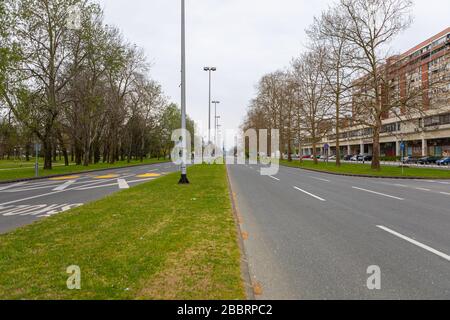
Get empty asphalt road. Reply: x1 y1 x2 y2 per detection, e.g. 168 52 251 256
0 162 179 234
228 163 450 300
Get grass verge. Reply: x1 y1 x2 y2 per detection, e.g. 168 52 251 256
0 164 245 300
0 158 168 182
281 159 450 179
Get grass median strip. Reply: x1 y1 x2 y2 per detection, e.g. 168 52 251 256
281 160 450 179
0 164 245 300
0 158 168 182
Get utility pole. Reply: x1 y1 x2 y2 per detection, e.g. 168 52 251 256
204 67 216 143
179 0 189 184
212 100 220 145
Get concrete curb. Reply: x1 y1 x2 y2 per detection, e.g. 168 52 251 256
281 163 450 180
0 161 171 185
226 166 256 301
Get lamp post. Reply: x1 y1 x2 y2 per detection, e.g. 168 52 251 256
204 67 216 143
212 100 220 145
179 0 189 184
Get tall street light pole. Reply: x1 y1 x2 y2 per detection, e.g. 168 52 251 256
203 66 216 143
212 100 220 145
179 0 189 184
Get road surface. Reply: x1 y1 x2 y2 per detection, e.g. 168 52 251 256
0 162 179 234
228 163 450 299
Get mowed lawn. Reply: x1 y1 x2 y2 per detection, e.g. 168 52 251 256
281 160 450 179
0 158 168 182
0 165 245 300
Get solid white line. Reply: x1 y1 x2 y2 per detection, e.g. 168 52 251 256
377 225 450 262
0 182 27 191
293 186 326 202
352 187 404 200
438 181 450 185
440 192 450 196
117 179 129 189
53 180 76 191
309 176 330 182
394 184 408 188
269 176 280 181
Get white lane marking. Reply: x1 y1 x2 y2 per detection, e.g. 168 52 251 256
440 192 450 196
293 186 326 202
53 180 76 191
0 203 83 218
0 174 136 206
0 182 27 191
377 226 450 262
268 176 280 181
415 187 431 192
76 178 155 190
394 184 408 188
309 176 330 182
117 179 129 189
437 181 450 185
352 187 404 200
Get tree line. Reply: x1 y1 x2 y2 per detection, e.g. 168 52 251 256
243 0 448 170
0 0 194 169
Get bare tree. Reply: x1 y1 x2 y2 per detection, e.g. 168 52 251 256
328 0 414 170
292 49 333 164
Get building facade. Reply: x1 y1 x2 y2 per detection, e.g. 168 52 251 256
302 27 450 158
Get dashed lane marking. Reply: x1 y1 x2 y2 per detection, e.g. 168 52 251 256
268 176 280 181
377 225 450 262
352 187 404 201
293 186 326 202
309 176 330 182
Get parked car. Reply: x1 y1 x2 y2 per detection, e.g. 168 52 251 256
418 156 441 165
402 156 418 164
343 155 353 161
436 157 450 166
356 154 372 162
302 155 312 159
350 155 359 161
328 155 336 160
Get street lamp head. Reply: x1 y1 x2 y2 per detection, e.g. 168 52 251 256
204 67 209 71
212 100 220 104
211 67 217 71
204 66 216 72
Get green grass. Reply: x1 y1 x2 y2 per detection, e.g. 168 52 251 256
281 159 450 179
0 165 245 300
0 158 168 182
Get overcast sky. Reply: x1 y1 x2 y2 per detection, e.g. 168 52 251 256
97 0 450 135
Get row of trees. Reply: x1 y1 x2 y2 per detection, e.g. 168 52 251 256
0 0 193 169
243 0 448 170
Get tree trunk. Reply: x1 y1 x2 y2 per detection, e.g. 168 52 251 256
371 122 381 170
43 139 52 170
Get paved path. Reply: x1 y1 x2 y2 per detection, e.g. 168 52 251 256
0 162 179 234
228 163 450 299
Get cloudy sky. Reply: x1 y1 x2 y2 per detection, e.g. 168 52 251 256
97 0 450 135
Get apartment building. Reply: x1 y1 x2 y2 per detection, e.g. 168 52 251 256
302 27 450 158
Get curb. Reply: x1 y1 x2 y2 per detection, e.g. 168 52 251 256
226 166 255 301
0 161 171 185
281 163 450 180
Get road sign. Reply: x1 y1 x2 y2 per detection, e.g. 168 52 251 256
400 142 405 151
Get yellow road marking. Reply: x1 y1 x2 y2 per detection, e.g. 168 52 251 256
94 174 119 179
137 173 161 178
49 175 80 181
